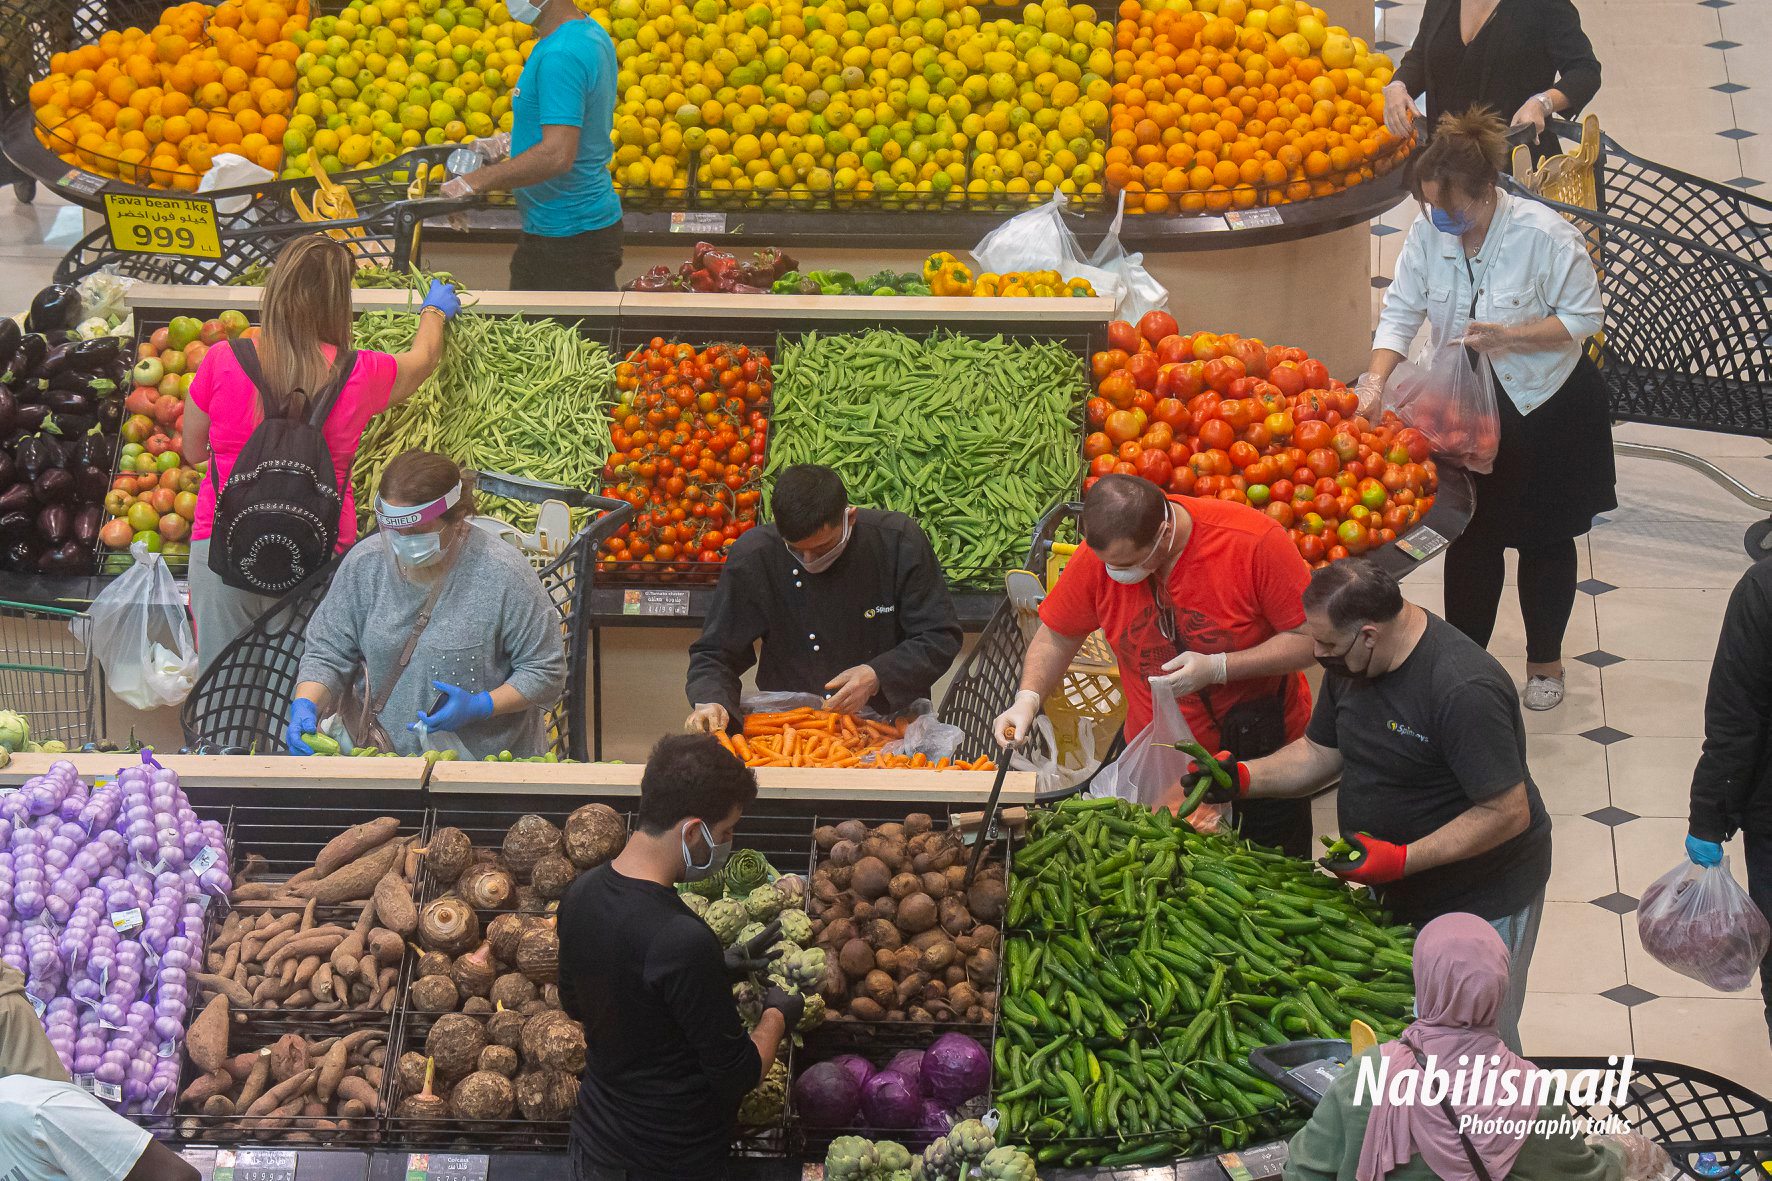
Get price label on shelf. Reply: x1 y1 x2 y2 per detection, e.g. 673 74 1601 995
669 210 727 235
213 1148 298 1181
57 168 107 196
92 1080 122 1102
1394 523 1449 562
405 1153 489 1180
103 192 222 258
621 588 692 617
110 907 143 932
1224 206 1284 230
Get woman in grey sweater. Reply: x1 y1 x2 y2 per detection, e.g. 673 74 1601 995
285 450 566 758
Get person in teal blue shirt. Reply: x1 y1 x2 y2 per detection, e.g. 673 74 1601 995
442 0 622 289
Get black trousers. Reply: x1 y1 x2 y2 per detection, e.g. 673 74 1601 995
1748 826 1772 1041
511 222 624 291
1443 530 1580 666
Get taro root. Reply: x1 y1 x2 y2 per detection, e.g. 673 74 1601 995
486 913 532 963
514 885 546 913
425 1013 488 1079
463 996 494 1016
489 972 537 1011
521 1011 586 1073
458 862 517 911
396 1058 448 1119
450 1070 516 1120
487 1007 526 1049
411 974 460 1015
416 950 454 979
451 943 500 998
268 1034 308 1082
426 827 474 886
531 853 577 900
516 1070 578 1121
502 815 564 878
564 804 627 869
397 1052 429 1096
479 1044 519 1077
515 924 559 984
419 896 482 955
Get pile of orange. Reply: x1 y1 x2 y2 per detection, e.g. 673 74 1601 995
1104 0 1404 213
29 0 306 188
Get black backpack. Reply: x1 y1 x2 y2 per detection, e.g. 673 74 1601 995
208 338 357 594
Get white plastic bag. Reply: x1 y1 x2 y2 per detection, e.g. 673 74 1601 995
1637 856 1770 992
1385 339 1500 474
197 152 275 217
1012 712 1104 794
970 192 1121 302
1088 681 1226 830
739 691 828 718
85 542 197 709
877 703 965 762
1087 192 1169 322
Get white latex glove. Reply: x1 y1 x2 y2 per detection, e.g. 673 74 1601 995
686 702 730 734
1588 1131 1673 1181
993 689 1041 748
1458 321 1513 353
440 175 475 199
822 664 880 715
1383 82 1417 138
1510 94 1551 136
1149 650 1228 697
1353 371 1385 418
472 131 511 162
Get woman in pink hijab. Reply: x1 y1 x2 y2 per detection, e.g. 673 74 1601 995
1283 913 1638 1181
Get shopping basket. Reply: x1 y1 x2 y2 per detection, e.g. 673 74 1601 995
1507 116 1772 558
181 474 632 759
0 598 103 746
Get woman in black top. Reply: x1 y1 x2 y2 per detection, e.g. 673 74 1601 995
1384 0 1601 156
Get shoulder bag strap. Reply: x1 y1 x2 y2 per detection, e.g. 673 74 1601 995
306 348 358 429
1408 1045 1495 1181
211 338 267 497
366 524 463 718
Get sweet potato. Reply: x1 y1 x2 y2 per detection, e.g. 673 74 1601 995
236 1049 273 1110
194 972 252 1008
187 994 231 1072
336 1076 379 1112
293 838 407 904
179 1069 233 1105
245 1067 316 1118
314 816 401 879
230 882 293 902
373 873 417 936
265 927 349 970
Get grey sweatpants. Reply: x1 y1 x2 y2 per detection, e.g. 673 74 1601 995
1487 888 1546 1054
188 539 280 676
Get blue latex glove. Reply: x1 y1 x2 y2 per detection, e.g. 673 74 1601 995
420 279 461 320
1686 834 1724 867
284 698 318 755
410 680 494 733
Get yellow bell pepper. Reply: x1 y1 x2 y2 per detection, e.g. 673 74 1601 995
932 260 974 296
1032 283 1056 297
922 252 953 282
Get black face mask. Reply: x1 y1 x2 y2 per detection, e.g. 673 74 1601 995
1315 654 1354 677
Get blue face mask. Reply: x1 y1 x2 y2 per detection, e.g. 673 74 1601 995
1429 206 1474 235
507 0 543 22
389 529 444 567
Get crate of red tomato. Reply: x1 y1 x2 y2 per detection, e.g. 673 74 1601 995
1085 312 1438 568
596 337 772 582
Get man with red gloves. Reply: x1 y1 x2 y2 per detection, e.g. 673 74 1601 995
1184 559 1551 1051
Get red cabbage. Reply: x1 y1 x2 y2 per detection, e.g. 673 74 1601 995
792 1061 862 1128
860 1069 922 1129
913 1099 955 1146
921 1032 990 1105
829 1053 876 1091
886 1049 927 1097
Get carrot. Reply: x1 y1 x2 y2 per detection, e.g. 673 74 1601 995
714 732 735 754
732 734 752 760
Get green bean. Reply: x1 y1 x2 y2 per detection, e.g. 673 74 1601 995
766 329 1084 588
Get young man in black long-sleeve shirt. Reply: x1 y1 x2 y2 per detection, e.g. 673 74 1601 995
558 734 802 1180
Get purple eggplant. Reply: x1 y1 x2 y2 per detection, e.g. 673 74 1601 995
0 483 34 514
36 503 69 543
36 343 76 379
0 452 13 489
15 436 60 481
97 397 122 432
72 504 101 546
0 510 31 541
0 388 13 435
68 435 111 469
5 536 42 572
67 338 121 369
36 540 89 574
33 468 73 505
14 405 49 433
71 464 108 503
4 334 48 384
0 318 20 373
46 391 93 420
26 285 79 335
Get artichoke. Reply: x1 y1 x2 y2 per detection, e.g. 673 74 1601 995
732 980 763 1027
744 884 785 922
919 1136 957 1181
679 892 710 918
877 1141 914 1173
723 848 774 895
704 898 748 945
976 1146 1038 1181
787 946 827 988
683 870 726 900
778 908 812 945
797 991 826 1032
826 1136 880 1181
737 921 769 948
736 1059 788 1128
774 873 807 908
947 1120 995 1171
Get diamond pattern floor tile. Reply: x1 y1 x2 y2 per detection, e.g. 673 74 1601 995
1576 578 1619 596
1590 892 1639 915
1579 727 1634 747
1573 650 1626 669
1600 984 1659 1007
1584 805 1641 826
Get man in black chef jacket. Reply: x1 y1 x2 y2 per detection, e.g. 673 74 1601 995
685 464 963 733
558 733 803 1179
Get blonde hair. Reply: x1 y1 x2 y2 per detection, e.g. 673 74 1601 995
256 235 354 421
1408 106 1510 205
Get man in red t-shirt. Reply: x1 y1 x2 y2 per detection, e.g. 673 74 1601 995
995 475 1318 853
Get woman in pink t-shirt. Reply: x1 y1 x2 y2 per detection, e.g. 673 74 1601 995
182 235 457 672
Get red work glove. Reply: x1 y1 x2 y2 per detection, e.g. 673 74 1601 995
1180 749 1250 804
1322 833 1408 885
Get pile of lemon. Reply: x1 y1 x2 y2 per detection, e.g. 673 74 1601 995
604 0 1111 204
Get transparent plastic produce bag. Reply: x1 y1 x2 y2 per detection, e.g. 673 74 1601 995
84 541 197 709
1636 856 1771 992
876 701 965 762
969 191 1121 302
1012 712 1105 794
1089 680 1226 830
1385 338 1500 474
1087 192 1169 322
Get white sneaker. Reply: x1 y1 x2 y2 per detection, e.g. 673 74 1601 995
1523 675 1565 711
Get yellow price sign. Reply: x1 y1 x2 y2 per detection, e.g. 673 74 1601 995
103 193 222 258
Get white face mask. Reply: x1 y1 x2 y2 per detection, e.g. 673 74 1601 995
680 820 732 882
787 510 854 574
507 0 543 22
1102 512 1172 585
389 529 444 567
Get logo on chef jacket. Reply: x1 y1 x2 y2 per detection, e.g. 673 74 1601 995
1387 720 1430 744
863 604 896 620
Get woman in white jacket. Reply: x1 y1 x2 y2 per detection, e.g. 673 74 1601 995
1359 108 1614 711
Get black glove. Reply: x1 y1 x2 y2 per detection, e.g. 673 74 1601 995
762 985 805 1030
1178 748 1249 806
723 918 781 980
